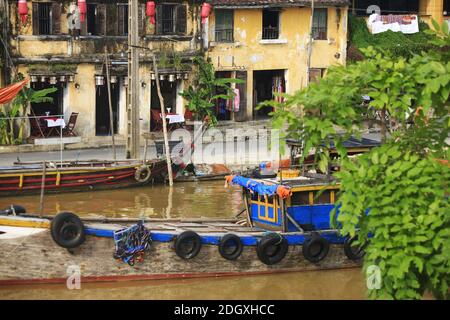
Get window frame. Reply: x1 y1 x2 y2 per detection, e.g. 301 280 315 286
262 9 280 40
215 9 234 43
117 3 129 36
36 2 52 35
312 8 328 40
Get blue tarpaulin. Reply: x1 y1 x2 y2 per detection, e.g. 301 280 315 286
229 176 279 196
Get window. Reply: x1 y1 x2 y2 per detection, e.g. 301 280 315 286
35 2 51 35
86 4 97 35
308 68 325 83
156 4 187 35
312 8 327 40
118 4 129 36
262 9 280 40
290 192 310 206
215 10 233 42
314 190 331 204
445 0 450 16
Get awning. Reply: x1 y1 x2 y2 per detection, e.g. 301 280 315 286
0 79 29 105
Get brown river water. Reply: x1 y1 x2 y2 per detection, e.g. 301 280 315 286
0 181 366 300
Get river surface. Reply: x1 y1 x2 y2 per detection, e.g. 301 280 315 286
0 181 366 300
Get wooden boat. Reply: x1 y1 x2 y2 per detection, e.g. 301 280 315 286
0 173 364 285
0 159 169 197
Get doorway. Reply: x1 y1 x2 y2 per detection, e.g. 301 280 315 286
253 70 285 119
96 82 119 136
30 82 64 117
150 80 177 131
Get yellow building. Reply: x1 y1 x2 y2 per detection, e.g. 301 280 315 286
206 0 349 121
5 0 201 144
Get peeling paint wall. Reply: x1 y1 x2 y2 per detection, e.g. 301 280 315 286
207 6 348 120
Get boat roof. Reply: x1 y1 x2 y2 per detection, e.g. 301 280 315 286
286 136 381 149
258 173 337 188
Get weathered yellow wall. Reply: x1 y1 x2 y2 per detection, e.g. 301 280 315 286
207 6 348 119
420 0 445 26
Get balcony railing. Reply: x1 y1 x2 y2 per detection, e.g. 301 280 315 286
262 26 279 40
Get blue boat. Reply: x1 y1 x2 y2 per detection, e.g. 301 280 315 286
0 173 363 284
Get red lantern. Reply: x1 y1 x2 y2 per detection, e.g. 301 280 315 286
78 0 87 22
18 0 28 24
201 3 212 24
146 1 156 25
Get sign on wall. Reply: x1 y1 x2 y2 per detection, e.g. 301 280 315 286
367 13 419 34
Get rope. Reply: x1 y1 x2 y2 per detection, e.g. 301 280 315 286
113 221 152 266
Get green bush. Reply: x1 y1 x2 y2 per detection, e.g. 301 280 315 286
348 15 434 61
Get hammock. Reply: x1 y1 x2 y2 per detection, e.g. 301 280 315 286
0 79 29 105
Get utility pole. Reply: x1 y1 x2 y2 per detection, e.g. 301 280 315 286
306 0 315 86
126 0 140 159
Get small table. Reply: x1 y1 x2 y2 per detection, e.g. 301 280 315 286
162 113 185 131
43 117 66 137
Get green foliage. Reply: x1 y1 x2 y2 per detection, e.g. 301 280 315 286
0 74 57 145
335 144 449 300
348 15 434 61
270 22 450 300
179 57 243 126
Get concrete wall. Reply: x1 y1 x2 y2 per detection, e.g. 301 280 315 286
207 6 348 120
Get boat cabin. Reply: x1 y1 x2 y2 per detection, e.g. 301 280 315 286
231 174 340 233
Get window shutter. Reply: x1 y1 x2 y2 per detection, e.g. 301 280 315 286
156 5 163 35
51 3 62 35
106 4 118 36
96 4 106 36
235 71 247 122
117 5 126 35
176 5 187 34
138 4 145 36
32 3 39 35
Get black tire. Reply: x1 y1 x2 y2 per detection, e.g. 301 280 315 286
0 205 26 216
174 231 202 260
257 233 288 265
135 165 152 183
344 235 366 261
50 212 85 249
302 234 330 263
219 234 243 261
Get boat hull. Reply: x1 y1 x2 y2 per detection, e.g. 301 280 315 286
0 226 359 285
0 160 168 197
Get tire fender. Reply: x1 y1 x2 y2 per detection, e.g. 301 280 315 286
50 212 86 249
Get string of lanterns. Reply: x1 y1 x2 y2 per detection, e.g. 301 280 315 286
17 1 212 26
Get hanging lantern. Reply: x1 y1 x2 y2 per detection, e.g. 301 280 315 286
78 0 87 22
18 0 28 24
30 75 38 83
95 76 104 86
110 75 118 84
68 75 75 82
168 74 175 82
49 76 57 85
59 75 66 83
159 74 165 81
123 77 129 87
150 73 156 80
40 76 47 83
201 3 212 24
146 1 156 25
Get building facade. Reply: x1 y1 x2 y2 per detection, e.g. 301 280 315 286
205 0 349 121
2 0 351 144
351 0 449 27
4 0 202 144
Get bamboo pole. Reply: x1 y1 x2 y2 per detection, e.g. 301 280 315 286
39 161 46 217
306 0 315 86
152 54 173 187
105 48 117 162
